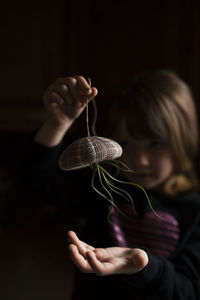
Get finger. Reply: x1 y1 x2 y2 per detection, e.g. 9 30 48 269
78 86 98 108
53 79 75 105
87 87 98 101
75 75 92 95
55 83 73 103
86 250 110 276
132 251 148 269
60 76 88 107
57 76 97 105
48 77 76 106
67 231 86 255
44 90 64 105
64 77 81 106
68 244 93 273
67 231 94 257
67 232 95 251
94 248 108 260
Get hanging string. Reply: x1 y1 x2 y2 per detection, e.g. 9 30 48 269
86 85 91 138
86 77 98 137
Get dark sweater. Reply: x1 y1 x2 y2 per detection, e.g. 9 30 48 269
18 140 200 300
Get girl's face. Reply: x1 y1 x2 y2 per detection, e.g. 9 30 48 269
117 131 175 191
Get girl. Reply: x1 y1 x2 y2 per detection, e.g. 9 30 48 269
20 71 200 299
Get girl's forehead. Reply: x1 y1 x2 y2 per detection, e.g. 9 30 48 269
114 113 169 142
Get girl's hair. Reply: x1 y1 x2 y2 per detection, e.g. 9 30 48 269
107 69 199 197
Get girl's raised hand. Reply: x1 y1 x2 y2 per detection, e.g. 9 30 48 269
67 231 148 276
43 75 98 129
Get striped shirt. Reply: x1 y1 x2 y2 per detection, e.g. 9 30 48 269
109 203 180 258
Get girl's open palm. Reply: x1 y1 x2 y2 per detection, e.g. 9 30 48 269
67 231 148 276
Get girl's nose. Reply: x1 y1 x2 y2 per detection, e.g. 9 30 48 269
136 152 150 167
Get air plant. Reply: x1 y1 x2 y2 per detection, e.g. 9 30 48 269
58 78 155 219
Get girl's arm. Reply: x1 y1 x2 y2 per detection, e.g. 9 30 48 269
17 75 98 210
67 220 200 300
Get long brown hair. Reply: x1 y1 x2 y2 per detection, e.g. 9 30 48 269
107 69 199 196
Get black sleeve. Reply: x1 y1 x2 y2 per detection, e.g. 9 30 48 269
17 137 92 216
117 214 200 299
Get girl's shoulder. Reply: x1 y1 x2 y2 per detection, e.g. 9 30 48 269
176 191 200 210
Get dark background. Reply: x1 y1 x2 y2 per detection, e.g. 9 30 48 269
0 1 200 299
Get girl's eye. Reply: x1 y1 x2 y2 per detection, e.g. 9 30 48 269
150 141 166 150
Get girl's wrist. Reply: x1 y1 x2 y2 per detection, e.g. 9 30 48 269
44 117 74 131
34 120 72 147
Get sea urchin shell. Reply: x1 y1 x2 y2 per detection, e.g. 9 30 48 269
58 136 122 171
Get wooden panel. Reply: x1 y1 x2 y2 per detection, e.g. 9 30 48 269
0 1 200 132
0 1 67 132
